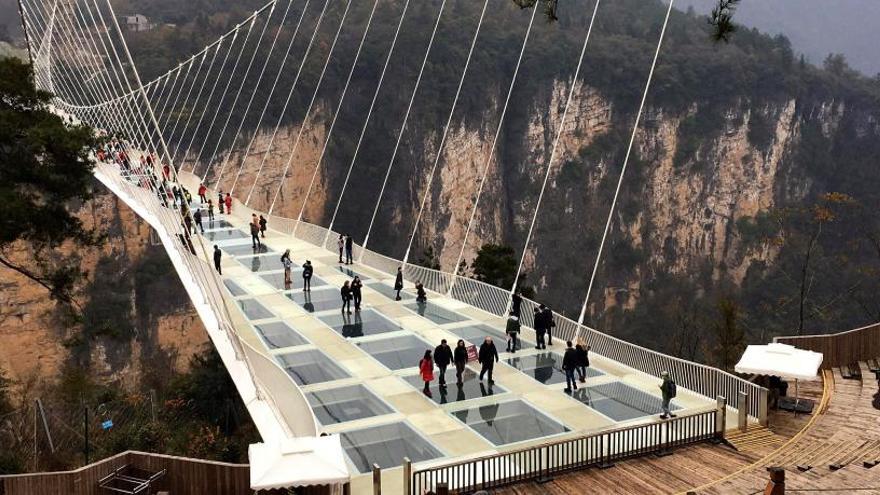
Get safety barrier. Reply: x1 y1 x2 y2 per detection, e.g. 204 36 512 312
410 408 719 494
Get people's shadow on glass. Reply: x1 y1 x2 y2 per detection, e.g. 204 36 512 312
341 312 364 338
251 256 261 272
303 291 315 313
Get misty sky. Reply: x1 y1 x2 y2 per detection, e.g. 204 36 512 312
676 0 880 76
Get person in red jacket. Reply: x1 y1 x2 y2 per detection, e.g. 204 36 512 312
198 183 207 203
224 193 232 214
419 350 434 397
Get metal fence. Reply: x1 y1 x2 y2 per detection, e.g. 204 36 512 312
410 408 720 494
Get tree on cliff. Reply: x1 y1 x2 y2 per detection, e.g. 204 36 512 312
0 57 102 309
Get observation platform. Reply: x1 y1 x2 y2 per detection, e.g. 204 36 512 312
92 162 757 493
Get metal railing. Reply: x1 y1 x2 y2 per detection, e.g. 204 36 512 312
774 322 880 369
410 408 719 494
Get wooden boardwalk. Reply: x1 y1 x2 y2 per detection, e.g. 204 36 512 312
491 370 880 495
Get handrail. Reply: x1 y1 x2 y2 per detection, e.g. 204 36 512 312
774 323 880 369
411 408 719 494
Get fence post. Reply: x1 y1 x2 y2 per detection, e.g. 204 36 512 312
437 481 449 495
372 463 381 495
402 457 411 495
715 396 727 442
738 391 749 432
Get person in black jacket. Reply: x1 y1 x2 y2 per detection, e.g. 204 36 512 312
511 291 522 318
562 340 578 393
259 215 267 237
415 281 427 302
434 339 453 388
478 337 499 384
345 234 354 264
340 281 352 314
302 260 313 291
533 307 546 349
394 267 404 301
351 276 363 312
213 245 222 274
453 339 468 386
542 305 555 345
575 344 590 383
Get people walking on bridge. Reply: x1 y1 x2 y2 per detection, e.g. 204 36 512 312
250 214 262 249
225 193 233 214
542 305 555 346
193 208 204 233
575 343 590 383
259 215 267 238
434 339 453 388
198 183 207 203
335 234 343 263
533 306 547 349
344 234 353 264
281 249 293 287
351 276 363 312
505 313 520 353
341 281 353 314
453 339 468 386
419 350 435 397
511 291 522 318
213 245 222 275
415 281 427 302
563 341 578 393
478 337 499 384
302 260 313 291
218 192 225 213
394 267 404 301
659 371 677 419
183 188 192 205
207 200 214 222
183 209 193 234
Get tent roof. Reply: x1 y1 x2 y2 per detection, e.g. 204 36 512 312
249 435 350 490
735 343 823 381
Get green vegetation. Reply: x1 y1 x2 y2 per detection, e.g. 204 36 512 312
0 57 102 309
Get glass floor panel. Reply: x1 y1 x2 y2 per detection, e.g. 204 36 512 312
260 272 325 290
405 301 468 325
307 385 393 425
276 349 350 386
222 243 275 256
506 352 604 385
404 368 506 405
570 381 680 422
203 219 233 229
340 422 443 473
336 266 371 280
223 279 248 297
254 321 308 349
320 310 403 339
364 281 415 301
452 400 568 446
236 299 275 320
448 324 523 350
287 288 342 313
204 229 248 241
357 335 433 370
237 255 296 272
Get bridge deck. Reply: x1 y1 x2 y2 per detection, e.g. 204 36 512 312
166 179 737 490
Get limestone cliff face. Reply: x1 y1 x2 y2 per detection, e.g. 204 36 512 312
0 187 207 388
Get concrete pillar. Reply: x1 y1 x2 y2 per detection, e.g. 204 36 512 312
738 391 749 432
716 396 727 440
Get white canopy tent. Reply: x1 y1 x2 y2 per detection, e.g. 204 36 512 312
735 342 824 412
249 435 350 491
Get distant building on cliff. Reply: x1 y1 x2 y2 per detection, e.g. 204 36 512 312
118 14 153 33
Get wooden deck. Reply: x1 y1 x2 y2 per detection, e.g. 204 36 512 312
491 372 862 495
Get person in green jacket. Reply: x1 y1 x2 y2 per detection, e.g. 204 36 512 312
659 371 678 419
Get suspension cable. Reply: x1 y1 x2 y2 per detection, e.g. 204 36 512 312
359 0 449 254
323 0 411 248
402 0 490 266
447 0 539 293
576 0 675 329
